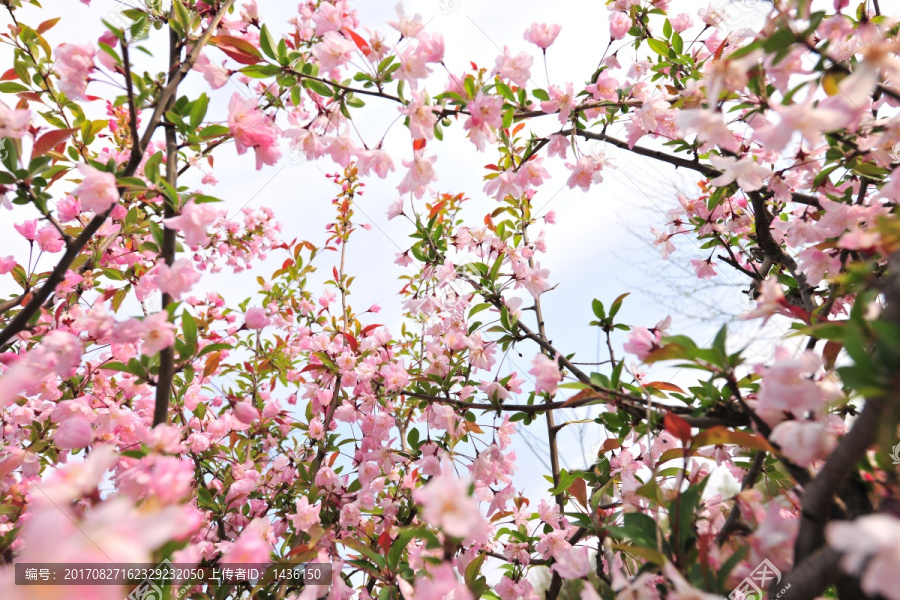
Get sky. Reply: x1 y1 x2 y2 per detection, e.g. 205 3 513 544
0 0 807 560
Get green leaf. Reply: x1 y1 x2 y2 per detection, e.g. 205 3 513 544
189 94 209 129
303 78 333 98
671 31 684 55
182 311 198 353
647 38 672 57
259 24 278 60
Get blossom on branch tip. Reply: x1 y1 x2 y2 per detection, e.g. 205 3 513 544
523 22 561 50
73 163 119 213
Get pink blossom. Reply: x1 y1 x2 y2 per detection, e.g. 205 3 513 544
73 163 119 213
36 225 65 253
416 32 445 63
493 46 533 87
400 91 439 141
398 152 437 199
565 155 607 191
356 148 396 178
496 576 538 600
227 93 281 170
140 312 175 356
463 91 503 150
312 31 355 72
551 544 591 579
769 419 837 467
529 353 561 396
54 43 95 100
220 517 272 564
515 261 550 297
677 109 740 152
289 496 321 531
585 73 619 101
14 219 36 241
690 258 718 279
670 13 694 33
57 196 81 221
118 456 195 504
0 100 31 138
755 347 841 425
623 327 661 361
709 155 772 191
540 83 576 123
155 258 201 300
387 198 405 220
233 401 260 424
0 256 15 274
739 277 792 322
192 53 230 89
414 459 486 539
380 362 409 392
523 23 561 50
53 416 93 449
827 515 900 600
609 13 632 40
402 563 474 600
388 4 425 38
162 199 221 248
244 307 271 329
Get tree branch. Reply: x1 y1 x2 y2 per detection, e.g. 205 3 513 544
0 0 236 351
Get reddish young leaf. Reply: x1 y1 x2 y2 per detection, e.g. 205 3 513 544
209 35 263 65
569 477 588 508
377 530 392 555
412 138 426 151
690 426 775 453
342 332 359 354
643 381 686 394
32 128 77 158
664 412 692 445
36 17 60 33
429 199 447 219
344 28 371 56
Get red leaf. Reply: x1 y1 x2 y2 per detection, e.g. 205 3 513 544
377 530 392 555
412 138 426 151
209 35 263 65
202 352 221 380
360 324 383 337
342 332 358 354
344 28 371 56
282 258 294 270
32 128 77 158
429 199 447 219
644 381 686 394
36 17 60 34
599 438 621 453
664 412 692 445
690 426 775 453
569 477 588 508
1 68 18 81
